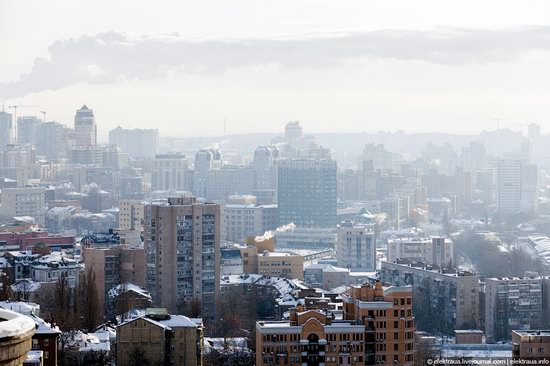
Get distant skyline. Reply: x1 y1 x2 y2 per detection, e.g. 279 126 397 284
1 0 549 137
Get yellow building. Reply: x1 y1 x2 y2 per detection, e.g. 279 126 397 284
256 280 414 366
240 235 304 280
116 309 203 366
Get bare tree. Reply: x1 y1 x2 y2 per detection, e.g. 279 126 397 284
0 272 12 301
79 269 100 332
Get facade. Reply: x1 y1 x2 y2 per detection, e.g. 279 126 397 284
17 116 40 146
144 197 220 320
32 252 79 287
336 221 376 272
275 228 337 249
151 153 189 191
118 199 144 230
222 203 278 242
485 277 543 342
256 281 414 366
497 159 538 214
109 126 159 158
278 158 337 228
117 310 203 366
387 236 454 267
512 330 550 360
0 111 12 148
253 146 279 190
84 245 146 318
0 187 46 225
36 121 65 160
74 105 97 147
381 260 480 331
257 251 304 280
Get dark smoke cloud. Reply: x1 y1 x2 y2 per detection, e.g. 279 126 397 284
2 26 550 98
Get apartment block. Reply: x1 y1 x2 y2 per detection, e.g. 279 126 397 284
485 277 543 342
381 260 480 331
387 236 454 267
84 245 145 318
144 197 220 320
0 187 46 226
337 221 376 272
118 199 144 230
256 281 414 366
222 202 278 242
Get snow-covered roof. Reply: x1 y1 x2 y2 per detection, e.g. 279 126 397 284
12 280 41 293
108 283 151 301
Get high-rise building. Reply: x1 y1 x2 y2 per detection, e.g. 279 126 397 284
144 197 220 320
118 199 145 230
485 277 543 342
151 153 189 191
278 158 337 228
336 221 376 272
17 116 40 146
109 127 159 158
285 121 303 146
381 260 480 331
37 121 65 160
253 146 279 190
461 142 487 172
256 281 414 366
497 159 538 214
0 111 13 148
222 201 278 242
74 105 97 147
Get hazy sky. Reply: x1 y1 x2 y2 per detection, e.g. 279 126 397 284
1 1 549 139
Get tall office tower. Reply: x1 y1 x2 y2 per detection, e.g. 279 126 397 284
485 277 543 343
0 111 13 149
497 159 538 214
337 220 376 271
192 148 224 198
37 121 65 159
461 141 487 172
151 153 189 191
278 158 337 228
528 123 541 140
17 116 40 146
284 121 303 146
74 105 97 147
144 197 220 320
109 127 159 158
253 146 279 190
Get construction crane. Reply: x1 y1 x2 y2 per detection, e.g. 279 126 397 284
8 105 39 142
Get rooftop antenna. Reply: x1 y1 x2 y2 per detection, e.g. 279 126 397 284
493 118 505 131
223 117 227 140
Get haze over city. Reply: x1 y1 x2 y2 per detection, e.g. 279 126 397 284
2 0 550 137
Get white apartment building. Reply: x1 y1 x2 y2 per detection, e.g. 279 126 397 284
387 236 454 268
336 221 376 271
0 187 46 225
222 203 278 242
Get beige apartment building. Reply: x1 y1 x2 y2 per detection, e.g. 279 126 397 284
117 309 203 366
84 245 145 319
256 281 414 366
512 330 550 360
118 199 144 230
239 235 304 280
144 196 220 320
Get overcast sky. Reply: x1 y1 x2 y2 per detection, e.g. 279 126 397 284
1 1 549 138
